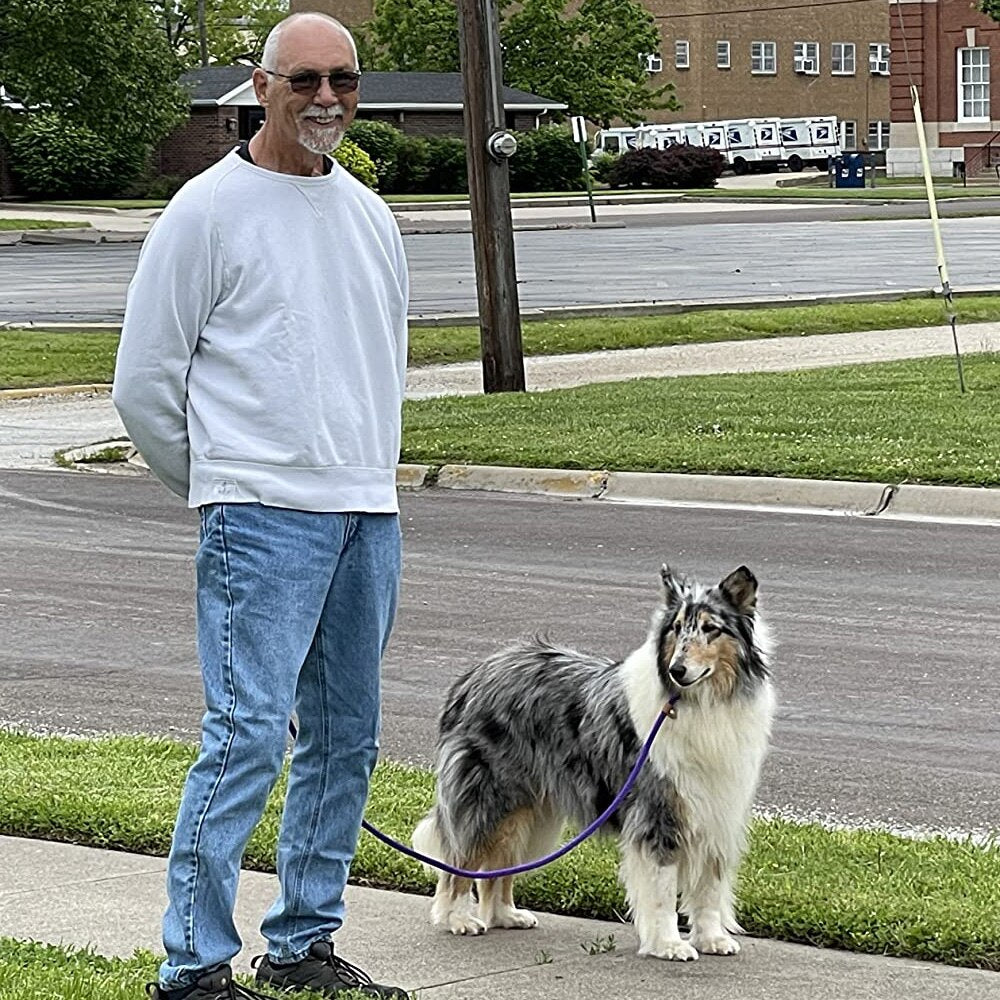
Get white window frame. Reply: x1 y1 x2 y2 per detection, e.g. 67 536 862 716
793 41 820 75
644 52 663 74
716 40 731 69
958 47 990 122
867 120 890 150
831 42 856 75
840 119 857 149
751 41 777 75
869 42 890 75
675 39 690 70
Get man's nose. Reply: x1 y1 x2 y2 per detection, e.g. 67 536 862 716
314 77 337 106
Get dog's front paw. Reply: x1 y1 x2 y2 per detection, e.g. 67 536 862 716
640 939 700 962
489 906 538 930
448 912 487 936
690 933 740 956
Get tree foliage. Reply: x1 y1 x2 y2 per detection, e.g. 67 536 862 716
361 0 675 125
0 0 188 194
149 0 289 68
980 0 1000 20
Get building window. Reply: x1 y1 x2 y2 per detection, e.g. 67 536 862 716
831 42 855 75
867 120 890 150
958 47 990 121
751 41 777 74
793 41 819 74
644 53 663 73
869 43 890 75
840 120 857 149
675 40 690 69
717 40 731 69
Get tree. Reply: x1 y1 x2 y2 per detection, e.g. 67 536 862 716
149 0 289 68
0 0 188 195
361 0 675 126
980 1 1000 19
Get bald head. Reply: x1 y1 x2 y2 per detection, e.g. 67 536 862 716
261 12 358 74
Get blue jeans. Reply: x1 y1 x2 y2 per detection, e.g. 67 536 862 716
159 503 401 990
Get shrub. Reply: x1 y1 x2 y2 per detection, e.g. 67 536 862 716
334 138 379 189
347 119 402 191
6 111 147 198
509 125 584 192
423 137 467 194
391 133 431 194
607 144 726 189
589 150 620 185
119 172 186 200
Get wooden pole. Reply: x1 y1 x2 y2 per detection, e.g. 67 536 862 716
457 0 525 393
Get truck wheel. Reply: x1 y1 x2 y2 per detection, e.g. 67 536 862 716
787 154 804 172
732 158 748 175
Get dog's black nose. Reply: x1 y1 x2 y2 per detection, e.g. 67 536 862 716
669 666 686 683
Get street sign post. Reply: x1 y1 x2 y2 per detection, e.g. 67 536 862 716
571 115 597 224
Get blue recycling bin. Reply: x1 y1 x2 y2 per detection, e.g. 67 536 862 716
829 153 866 188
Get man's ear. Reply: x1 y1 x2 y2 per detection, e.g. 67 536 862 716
252 68 270 108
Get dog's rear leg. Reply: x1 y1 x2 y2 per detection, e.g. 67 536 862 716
621 842 698 961
431 873 486 936
478 875 537 930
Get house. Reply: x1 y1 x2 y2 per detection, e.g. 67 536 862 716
293 0 892 153
887 0 999 177
156 66 566 179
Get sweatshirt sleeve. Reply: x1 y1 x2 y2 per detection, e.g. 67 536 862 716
393 228 410 400
112 190 224 500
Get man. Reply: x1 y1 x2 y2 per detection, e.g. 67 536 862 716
113 12 409 1000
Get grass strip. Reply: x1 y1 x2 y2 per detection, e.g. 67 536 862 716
0 939 351 1000
0 732 997 971
402 354 1000 487
4 296 1000 387
0 218 91 231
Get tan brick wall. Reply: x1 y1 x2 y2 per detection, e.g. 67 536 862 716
156 108 238 179
647 0 890 139
289 0 374 30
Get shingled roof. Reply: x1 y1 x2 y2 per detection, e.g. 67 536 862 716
179 67 567 111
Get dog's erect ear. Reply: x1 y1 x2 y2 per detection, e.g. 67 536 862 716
718 565 758 613
660 564 685 604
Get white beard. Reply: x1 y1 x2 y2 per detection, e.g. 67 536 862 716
298 124 344 155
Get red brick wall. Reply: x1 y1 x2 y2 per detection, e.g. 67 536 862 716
156 107 239 179
891 0 999 126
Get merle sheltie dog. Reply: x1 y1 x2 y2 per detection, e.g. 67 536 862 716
412 564 775 961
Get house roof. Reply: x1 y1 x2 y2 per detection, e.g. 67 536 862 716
179 67 567 111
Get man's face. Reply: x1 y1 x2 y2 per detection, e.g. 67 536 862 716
256 22 359 155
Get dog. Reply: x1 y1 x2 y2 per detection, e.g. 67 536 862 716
412 564 775 961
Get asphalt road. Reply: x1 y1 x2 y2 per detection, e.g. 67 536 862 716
1 468 998 838
3 214 1000 324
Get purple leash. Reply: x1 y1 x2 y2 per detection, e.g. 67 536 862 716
360 692 680 881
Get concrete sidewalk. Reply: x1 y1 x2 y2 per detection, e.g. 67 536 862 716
1 836 995 999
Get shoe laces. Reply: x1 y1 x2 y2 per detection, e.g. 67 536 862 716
144 978 272 999
325 950 375 989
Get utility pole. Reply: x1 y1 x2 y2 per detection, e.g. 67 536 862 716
197 0 209 67
457 0 525 393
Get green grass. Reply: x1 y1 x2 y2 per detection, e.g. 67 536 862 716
42 199 166 210
0 218 90 231
0 939 348 1000
403 354 1000 487
1 731 998 971
674 185 1000 200
12 296 999 389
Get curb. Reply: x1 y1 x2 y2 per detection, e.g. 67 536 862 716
3 229 146 246
0 383 112 400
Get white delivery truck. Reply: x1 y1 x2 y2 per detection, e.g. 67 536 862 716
778 116 841 171
722 118 784 173
592 126 642 155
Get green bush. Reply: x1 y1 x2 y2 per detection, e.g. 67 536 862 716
119 172 186 200
424 136 467 194
607 144 725 189
347 119 402 190
391 133 431 194
589 150 620 184
6 111 147 197
333 138 379 189
509 125 584 192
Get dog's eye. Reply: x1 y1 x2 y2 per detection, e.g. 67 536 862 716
671 619 682 634
701 622 721 639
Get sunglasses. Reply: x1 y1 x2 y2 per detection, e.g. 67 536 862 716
264 68 361 95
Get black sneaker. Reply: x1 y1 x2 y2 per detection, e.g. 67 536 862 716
146 964 270 999
253 940 409 999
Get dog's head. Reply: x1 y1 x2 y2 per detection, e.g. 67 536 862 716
656 565 769 699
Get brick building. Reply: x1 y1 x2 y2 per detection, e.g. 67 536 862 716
294 0 892 151
888 0 999 177
157 66 565 179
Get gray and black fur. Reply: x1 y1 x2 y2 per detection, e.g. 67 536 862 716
412 565 775 961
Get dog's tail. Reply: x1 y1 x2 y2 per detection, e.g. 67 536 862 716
412 808 450 877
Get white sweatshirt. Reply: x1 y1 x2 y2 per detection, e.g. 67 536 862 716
112 149 409 513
